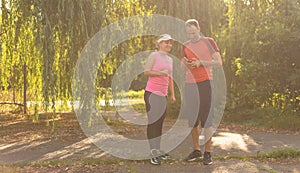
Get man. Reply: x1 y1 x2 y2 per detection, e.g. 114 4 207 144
181 19 222 165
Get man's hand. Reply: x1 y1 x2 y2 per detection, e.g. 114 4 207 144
190 58 202 68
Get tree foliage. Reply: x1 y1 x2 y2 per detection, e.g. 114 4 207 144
219 0 300 113
0 0 299 116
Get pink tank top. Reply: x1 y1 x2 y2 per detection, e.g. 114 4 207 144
145 52 173 96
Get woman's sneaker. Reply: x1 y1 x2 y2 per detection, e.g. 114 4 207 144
203 151 213 165
185 150 203 162
150 156 161 165
150 149 161 165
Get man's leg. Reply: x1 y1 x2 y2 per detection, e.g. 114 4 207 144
185 126 202 161
198 81 213 152
203 126 213 165
191 127 200 151
204 126 213 152
185 83 203 161
198 81 214 165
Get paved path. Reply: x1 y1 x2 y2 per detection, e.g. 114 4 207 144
1 124 300 163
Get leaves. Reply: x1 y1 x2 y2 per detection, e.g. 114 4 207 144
0 0 299 115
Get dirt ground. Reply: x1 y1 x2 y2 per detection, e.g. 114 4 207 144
0 112 300 173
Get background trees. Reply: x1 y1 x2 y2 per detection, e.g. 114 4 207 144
0 0 299 118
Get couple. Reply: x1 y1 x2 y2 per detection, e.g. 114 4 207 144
143 19 223 165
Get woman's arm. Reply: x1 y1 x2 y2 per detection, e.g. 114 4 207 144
144 70 169 76
168 76 176 104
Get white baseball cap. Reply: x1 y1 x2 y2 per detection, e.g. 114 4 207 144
157 34 174 43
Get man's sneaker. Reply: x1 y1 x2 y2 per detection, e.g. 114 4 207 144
158 150 170 160
185 150 202 161
203 151 213 165
150 149 161 165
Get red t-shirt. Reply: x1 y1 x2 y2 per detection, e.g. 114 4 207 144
181 37 219 83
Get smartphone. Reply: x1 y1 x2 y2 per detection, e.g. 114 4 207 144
184 57 192 63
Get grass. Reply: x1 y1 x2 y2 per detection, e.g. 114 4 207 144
257 148 300 159
222 108 300 131
256 165 278 173
214 148 300 161
30 158 124 167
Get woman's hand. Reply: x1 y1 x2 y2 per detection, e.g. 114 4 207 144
170 95 176 104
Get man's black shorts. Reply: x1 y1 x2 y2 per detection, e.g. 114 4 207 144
183 80 214 128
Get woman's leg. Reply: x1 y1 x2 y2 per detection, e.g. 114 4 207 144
144 91 167 150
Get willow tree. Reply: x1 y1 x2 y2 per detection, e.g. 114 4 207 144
0 0 42 114
1 0 158 113
0 0 101 113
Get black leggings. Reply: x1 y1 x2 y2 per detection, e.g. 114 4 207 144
144 91 167 150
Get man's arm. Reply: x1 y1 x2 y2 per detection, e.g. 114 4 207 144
192 52 222 67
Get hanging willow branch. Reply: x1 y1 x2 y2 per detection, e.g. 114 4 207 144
0 31 6 36
0 102 24 107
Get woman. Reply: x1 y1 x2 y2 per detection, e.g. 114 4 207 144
144 34 176 165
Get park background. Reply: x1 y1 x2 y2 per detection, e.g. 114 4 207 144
0 0 299 130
